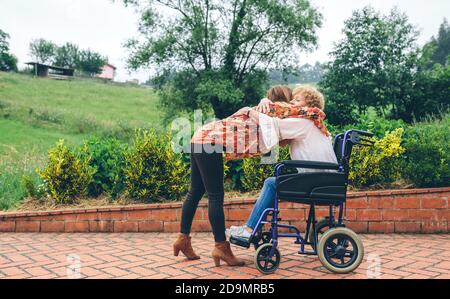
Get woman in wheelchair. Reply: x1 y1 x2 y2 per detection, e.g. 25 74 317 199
174 85 330 268
228 86 336 239
225 88 374 274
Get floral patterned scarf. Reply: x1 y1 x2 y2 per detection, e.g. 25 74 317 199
191 102 329 161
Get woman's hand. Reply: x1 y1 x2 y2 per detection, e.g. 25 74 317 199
255 98 272 114
231 107 251 117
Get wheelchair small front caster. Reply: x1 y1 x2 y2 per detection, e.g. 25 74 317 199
252 231 272 250
254 243 281 274
317 227 364 274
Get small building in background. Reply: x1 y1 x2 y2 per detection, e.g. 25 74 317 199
25 62 74 80
96 63 116 81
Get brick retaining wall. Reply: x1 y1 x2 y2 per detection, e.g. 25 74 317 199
0 187 448 233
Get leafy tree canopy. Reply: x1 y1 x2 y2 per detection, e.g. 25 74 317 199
29 38 57 64
54 42 80 69
320 6 420 125
122 0 322 119
0 29 18 72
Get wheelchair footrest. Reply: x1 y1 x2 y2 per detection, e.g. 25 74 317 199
230 235 251 249
299 250 317 256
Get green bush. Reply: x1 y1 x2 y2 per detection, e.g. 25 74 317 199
124 129 189 202
37 140 95 204
401 117 450 187
241 146 290 191
349 128 405 188
21 174 47 199
81 136 127 198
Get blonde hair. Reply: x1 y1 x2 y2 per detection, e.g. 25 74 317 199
292 85 325 110
266 85 292 103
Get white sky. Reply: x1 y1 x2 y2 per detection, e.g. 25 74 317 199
1 0 449 82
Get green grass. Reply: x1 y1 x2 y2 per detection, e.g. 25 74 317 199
0 71 163 210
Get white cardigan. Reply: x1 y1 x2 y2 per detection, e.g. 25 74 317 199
258 113 338 172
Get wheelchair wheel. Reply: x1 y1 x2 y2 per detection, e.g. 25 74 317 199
317 227 364 274
308 218 336 249
253 231 272 250
254 243 281 274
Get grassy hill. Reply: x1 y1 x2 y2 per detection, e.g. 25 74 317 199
0 71 162 209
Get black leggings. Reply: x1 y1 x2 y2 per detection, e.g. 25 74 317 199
180 144 225 242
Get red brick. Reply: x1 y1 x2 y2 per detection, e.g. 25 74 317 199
98 211 125 221
382 210 410 221
437 210 450 221
421 221 447 233
395 222 421 233
163 221 179 233
40 221 65 232
368 222 394 233
151 209 177 221
225 220 243 228
356 209 382 221
65 221 90 232
367 196 394 209
346 221 368 233
345 209 357 221
138 221 163 232
191 220 211 232
89 221 114 232
421 198 447 209
315 209 330 218
15 221 40 232
408 209 438 221
0 221 15 232
346 198 367 209
126 210 152 221
394 197 421 209
193 208 205 221
76 213 98 221
113 221 138 232
279 209 305 221
228 209 251 221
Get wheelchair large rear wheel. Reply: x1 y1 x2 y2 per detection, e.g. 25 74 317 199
254 243 281 274
317 227 364 274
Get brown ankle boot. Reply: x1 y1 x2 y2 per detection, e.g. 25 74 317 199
212 241 245 267
173 233 200 260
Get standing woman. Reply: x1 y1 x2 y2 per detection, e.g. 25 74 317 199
173 86 296 267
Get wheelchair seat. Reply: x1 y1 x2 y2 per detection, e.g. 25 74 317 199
277 172 346 206
275 130 374 206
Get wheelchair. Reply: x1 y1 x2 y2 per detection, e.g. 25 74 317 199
230 129 375 274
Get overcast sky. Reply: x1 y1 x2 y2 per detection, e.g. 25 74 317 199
1 0 449 82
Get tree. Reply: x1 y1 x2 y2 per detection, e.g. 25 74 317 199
0 29 18 72
77 49 107 76
420 19 450 70
54 42 80 68
123 0 322 119
432 19 450 66
319 6 419 125
29 38 57 64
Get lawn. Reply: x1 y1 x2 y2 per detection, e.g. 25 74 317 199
0 71 162 210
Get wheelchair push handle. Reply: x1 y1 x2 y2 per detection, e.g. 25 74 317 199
348 130 375 147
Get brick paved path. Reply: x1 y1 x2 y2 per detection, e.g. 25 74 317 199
0 233 449 279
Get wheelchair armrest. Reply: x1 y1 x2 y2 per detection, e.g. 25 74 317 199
280 160 340 170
